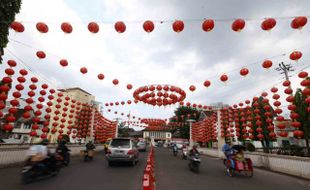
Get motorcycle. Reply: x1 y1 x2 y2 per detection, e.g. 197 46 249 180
55 149 70 166
188 153 201 173
182 148 188 160
21 155 61 184
83 150 94 161
173 146 178 156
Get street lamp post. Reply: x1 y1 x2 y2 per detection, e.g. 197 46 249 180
187 119 196 147
113 118 122 138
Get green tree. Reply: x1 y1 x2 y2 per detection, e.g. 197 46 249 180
294 87 310 155
170 106 199 139
251 96 275 153
0 0 22 62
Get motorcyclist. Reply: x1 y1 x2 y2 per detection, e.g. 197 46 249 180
172 143 178 155
27 139 56 173
103 143 109 154
222 141 233 159
56 140 70 165
86 140 96 151
189 144 200 158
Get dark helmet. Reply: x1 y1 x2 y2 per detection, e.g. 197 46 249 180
41 139 49 145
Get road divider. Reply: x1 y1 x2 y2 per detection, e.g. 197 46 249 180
142 146 155 190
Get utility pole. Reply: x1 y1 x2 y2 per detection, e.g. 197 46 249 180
186 119 196 147
275 62 295 82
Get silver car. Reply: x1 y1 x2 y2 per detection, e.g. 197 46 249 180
106 138 139 166
136 141 147 152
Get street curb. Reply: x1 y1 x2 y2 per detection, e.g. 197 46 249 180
200 153 310 181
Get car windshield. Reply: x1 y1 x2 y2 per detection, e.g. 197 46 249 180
137 142 145 145
110 139 131 148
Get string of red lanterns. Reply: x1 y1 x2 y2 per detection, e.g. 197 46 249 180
10 16 308 34
133 84 186 107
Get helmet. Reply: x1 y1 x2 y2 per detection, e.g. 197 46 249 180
41 139 49 145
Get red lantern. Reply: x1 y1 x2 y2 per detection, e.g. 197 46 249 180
298 71 308 78
36 22 49 33
262 60 273 69
204 80 211 88
293 130 304 138
127 84 133 90
112 79 119 85
240 68 249 76
30 131 37 137
220 74 228 82
36 51 46 59
88 22 99 33
7 60 17 67
291 16 307 29
172 20 184 33
97 73 105 80
61 22 73 33
114 21 126 33
189 85 196 92
202 19 214 32
80 67 88 74
3 124 14 131
282 80 291 87
232 19 245 32
261 18 276 31
10 21 25 32
270 87 278 93
143 20 154 33
289 51 302 61
59 59 68 67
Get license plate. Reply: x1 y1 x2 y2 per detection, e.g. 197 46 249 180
115 150 124 154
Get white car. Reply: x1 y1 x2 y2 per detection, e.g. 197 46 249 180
106 138 139 166
176 143 183 150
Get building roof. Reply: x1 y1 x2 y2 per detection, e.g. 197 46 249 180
58 87 93 96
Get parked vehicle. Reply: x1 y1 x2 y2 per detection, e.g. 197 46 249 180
176 143 183 150
136 141 147 152
106 138 139 166
188 153 201 173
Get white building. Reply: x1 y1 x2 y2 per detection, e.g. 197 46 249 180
143 130 172 144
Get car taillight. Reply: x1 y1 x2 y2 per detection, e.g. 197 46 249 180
127 149 134 155
106 149 111 154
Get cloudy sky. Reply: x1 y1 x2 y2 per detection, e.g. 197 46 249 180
1 0 310 127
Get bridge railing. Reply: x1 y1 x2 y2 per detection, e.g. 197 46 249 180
0 144 104 168
198 148 310 180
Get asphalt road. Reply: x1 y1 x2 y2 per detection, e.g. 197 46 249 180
0 150 148 190
0 148 309 190
155 148 310 190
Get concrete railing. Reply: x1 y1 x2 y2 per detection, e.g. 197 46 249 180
198 148 310 180
0 144 104 168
